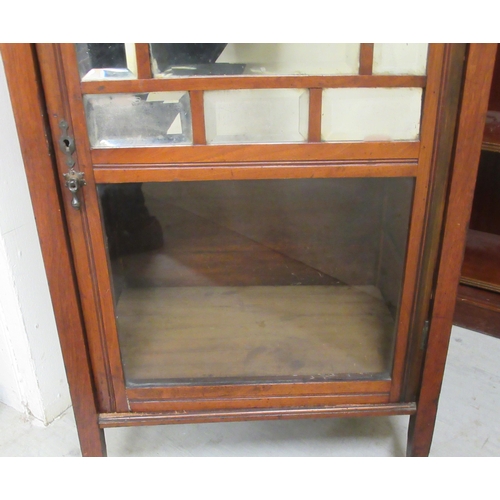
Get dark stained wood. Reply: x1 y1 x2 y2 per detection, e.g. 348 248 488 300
189 90 206 144
308 88 322 142
455 48 500 337
460 230 500 292
91 141 420 165
0 43 106 457
99 403 417 428
135 43 152 79
456 47 500 336
455 284 500 339
487 46 500 112
359 44 374 75
468 151 500 235
81 74 427 94
482 46 500 149
407 43 497 457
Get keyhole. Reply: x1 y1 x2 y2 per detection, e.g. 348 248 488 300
60 135 74 154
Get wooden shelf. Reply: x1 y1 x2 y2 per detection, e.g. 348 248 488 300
455 284 500 339
117 285 394 384
460 229 500 293
482 111 500 152
457 230 500 339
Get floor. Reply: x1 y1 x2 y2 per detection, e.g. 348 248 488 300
0 325 498 457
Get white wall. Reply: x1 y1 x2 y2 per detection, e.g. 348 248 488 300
0 52 71 424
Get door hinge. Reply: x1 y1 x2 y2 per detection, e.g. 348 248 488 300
59 120 86 210
420 319 430 350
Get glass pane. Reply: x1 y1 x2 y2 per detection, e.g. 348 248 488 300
150 43 360 77
76 43 138 81
321 88 422 142
373 44 428 75
84 92 193 148
98 178 414 386
205 89 309 144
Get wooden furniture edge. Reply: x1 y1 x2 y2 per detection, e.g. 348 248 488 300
0 43 106 456
391 44 466 402
406 43 498 457
99 403 417 428
454 284 500 339
81 74 427 93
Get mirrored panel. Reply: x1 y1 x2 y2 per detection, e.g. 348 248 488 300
321 88 422 142
150 43 360 77
204 89 309 144
84 92 193 148
76 43 138 81
98 178 414 386
373 44 428 75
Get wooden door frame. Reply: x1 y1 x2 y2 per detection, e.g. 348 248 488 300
0 43 106 456
42 43 454 420
407 43 497 456
0 43 495 457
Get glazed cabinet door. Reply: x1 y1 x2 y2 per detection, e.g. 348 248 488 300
36 43 464 417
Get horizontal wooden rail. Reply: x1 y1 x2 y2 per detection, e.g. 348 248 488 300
98 403 417 428
93 161 418 184
91 142 421 166
81 74 427 94
127 379 391 400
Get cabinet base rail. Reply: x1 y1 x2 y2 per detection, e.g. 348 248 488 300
98 402 417 428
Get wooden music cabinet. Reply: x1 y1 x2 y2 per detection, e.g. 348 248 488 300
1 43 495 456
